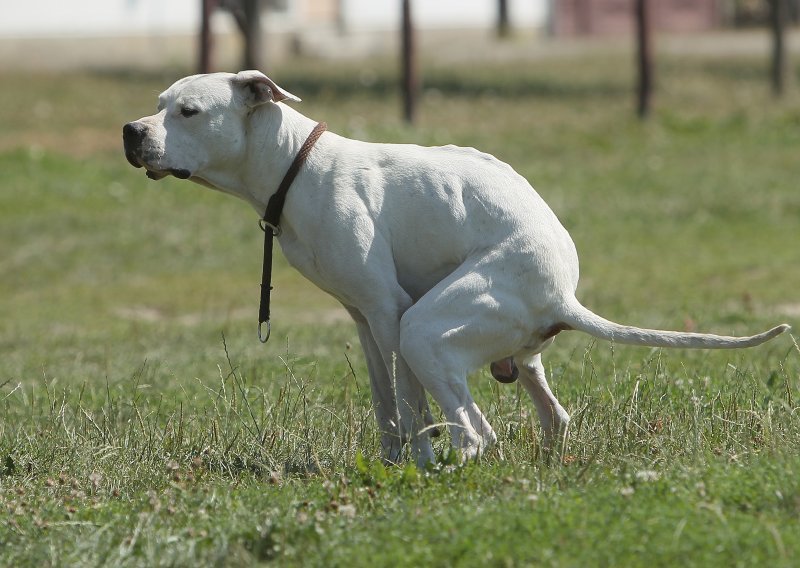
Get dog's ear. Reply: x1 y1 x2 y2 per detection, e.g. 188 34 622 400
232 70 301 107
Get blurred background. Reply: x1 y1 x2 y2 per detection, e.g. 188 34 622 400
0 2 798 63
0 1 797 379
1 1 799 111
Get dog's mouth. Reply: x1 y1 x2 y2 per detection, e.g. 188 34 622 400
145 168 192 180
125 152 191 181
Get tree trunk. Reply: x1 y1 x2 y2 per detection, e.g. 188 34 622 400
770 0 788 97
401 0 418 124
241 0 263 71
634 0 653 119
498 0 511 38
199 0 263 73
199 0 215 73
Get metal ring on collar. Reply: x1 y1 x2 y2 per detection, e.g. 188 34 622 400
259 218 282 237
258 320 271 343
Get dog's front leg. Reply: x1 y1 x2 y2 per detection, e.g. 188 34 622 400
346 307 403 461
350 313 436 466
280 220 434 465
357 301 436 468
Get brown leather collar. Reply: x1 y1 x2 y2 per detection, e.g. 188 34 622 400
258 122 327 342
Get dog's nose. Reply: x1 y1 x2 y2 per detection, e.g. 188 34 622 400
123 122 148 168
123 121 146 146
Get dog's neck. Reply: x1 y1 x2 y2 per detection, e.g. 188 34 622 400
191 102 320 215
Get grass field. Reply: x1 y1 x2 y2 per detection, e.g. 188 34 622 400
1 45 800 567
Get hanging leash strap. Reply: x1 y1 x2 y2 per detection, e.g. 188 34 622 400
258 121 327 342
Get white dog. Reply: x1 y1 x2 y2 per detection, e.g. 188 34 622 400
123 71 789 466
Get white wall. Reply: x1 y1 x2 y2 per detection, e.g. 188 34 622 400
341 0 548 32
0 0 548 38
0 0 200 37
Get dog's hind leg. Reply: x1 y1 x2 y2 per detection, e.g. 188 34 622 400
399 328 497 460
516 353 570 452
398 264 524 461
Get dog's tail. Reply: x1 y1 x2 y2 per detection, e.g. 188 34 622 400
560 299 790 349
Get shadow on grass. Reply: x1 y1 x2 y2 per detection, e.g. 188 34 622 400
89 64 629 102
287 73 627 100
89 65 194 84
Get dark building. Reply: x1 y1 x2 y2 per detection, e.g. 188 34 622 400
553 0 722 36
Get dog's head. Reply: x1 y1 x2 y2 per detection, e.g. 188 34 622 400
123 70 300 182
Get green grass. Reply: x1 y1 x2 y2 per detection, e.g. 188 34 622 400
1 48 800 566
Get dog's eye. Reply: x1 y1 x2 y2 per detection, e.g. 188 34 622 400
180 107 199 118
